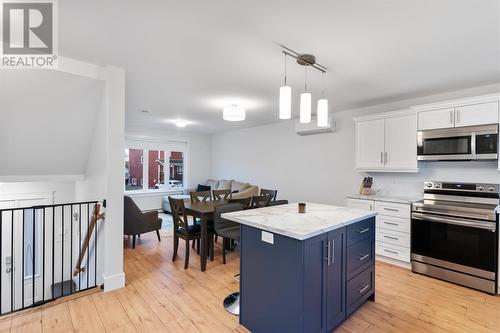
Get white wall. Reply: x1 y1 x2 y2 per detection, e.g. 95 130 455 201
0 181 76 204
211 84 500 205
125 126 212 210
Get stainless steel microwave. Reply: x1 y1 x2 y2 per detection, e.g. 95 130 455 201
417 124 498 161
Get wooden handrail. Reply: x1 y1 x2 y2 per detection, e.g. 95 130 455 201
73 203 105 276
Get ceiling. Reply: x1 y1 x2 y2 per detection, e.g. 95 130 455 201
0 71 103 176
56 0 500 133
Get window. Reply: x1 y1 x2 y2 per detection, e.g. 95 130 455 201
125 149 144 191
124 141 187 193
148 150 165 190
169 151 184 188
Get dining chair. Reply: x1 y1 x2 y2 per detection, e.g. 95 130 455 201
268 199 289 206
190 190 212 203
169 196 214 269
250 195 271 208
228 197 252 210
213 189 232 201
260 189 278 201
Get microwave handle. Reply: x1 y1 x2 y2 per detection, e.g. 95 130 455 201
412 212 496 231
471 132 476 159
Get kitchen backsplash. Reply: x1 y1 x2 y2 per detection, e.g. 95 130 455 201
369 161 500 195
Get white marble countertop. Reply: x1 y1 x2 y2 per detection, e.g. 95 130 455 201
347 193 423 204
222 202 377 240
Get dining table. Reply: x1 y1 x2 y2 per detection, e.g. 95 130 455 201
184 200 228 271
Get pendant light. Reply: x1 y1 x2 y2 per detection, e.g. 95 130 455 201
317 72 329 127
279 53 291 119
300 66 311 123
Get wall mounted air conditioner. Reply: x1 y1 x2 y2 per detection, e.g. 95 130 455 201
295 116 335 135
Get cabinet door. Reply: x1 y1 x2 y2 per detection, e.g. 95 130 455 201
455 102 499 127
325 228 345 331
346 198 374 211
417 108 455 130
384 114 417 170
355 119 385 169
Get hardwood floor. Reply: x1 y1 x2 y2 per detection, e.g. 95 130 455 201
1 229 499 332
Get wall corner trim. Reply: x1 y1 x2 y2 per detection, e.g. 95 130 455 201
103 272 126 292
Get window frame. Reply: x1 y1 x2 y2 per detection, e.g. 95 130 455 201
124 138 188 195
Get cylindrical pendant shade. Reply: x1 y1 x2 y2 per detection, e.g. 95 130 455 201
279 86 292 119
300 93 312 123
317 99 329 127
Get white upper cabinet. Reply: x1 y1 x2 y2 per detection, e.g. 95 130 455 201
385 115 417 169
417 108 454 130
455 102 499 127
413 94 500 131
355 110 418 173
355 119 385 170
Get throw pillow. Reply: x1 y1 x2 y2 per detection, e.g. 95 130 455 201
196 184 211 192
218 179 232 190
206 179 219 189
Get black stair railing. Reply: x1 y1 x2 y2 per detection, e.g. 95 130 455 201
0 201 103 315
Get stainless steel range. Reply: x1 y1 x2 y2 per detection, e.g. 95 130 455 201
411 181 499 294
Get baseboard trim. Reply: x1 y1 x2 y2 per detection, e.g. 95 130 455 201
103 272 126 292
376 255 411 269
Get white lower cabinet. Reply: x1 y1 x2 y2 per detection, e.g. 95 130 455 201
347 197 411 263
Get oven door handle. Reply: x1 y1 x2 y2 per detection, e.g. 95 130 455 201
412 212 496 231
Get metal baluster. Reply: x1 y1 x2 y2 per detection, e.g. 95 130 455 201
0 211 2 314
51 207 55 300
10 210 14 312
78 204 81 291
84 204 89 289
42 208 45 304
70 205 73 294
22 209 25 309
32 208 35 306
94 203 98 288
61 206 64 297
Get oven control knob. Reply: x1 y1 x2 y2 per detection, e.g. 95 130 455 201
487 186 496 192
426 183 433 188
478 186 485 191
434 183 441 189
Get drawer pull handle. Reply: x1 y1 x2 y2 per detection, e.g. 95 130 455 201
383 249 399 255
383 221 398 226
383 235 399 240
357 284 370 294
383 208 399 212
324 241 331 266
357 228 370 234
357 254 369 261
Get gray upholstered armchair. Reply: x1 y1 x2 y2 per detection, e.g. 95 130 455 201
124 196 162 248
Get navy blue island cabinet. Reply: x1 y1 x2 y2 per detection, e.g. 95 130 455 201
239 216 375 333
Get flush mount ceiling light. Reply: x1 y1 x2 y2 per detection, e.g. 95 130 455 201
278 45 328 125
223 105 246 121
173 119 189 128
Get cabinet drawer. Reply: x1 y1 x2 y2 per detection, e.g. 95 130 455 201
347 238 374 280
346 198 374 211
376 228 410 248
376 242 410 263
375 201 410 218
346 266 374 315
376 215 410 234
347 218 375 247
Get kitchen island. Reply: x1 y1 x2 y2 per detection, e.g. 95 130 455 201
222 202 377 333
